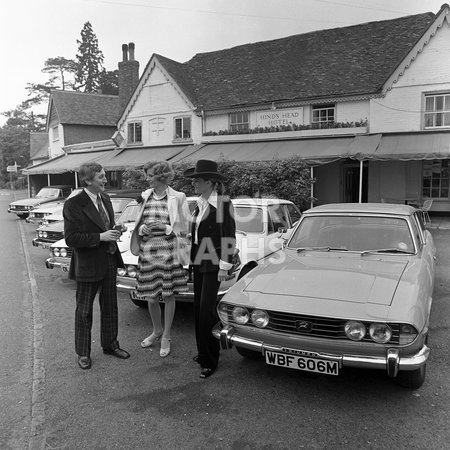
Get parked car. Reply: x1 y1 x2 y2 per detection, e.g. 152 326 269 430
213 203 436 389
26 188 84 224
35 191 139 249
8 185 73 218
116 197 301 307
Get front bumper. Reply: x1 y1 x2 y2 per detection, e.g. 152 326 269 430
213 324 430 377
8 208 29 216
32 238 54 249
45 257 70 272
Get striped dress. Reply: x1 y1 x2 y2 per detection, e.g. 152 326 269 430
135 192 188 299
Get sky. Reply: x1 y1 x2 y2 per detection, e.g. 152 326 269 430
0 0 446 126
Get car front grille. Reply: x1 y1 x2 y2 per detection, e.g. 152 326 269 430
224 305 401 344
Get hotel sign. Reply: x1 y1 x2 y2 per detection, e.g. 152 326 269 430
256 107 304 128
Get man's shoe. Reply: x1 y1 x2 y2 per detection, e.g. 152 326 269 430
103 347 130 359
78 356 91 370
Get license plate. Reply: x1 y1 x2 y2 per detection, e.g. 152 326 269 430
265 351 339 376
62 266 69 273
42 244 50 249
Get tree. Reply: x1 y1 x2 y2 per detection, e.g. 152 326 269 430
42 56 77 90
74 21 105 93
99 69 119 95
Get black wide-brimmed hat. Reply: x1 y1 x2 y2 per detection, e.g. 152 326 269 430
183 159 226 181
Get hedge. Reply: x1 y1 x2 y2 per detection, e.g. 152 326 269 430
122 156 315 211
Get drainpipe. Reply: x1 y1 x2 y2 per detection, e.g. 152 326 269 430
47 174 51 186
74 172 78 188
359 160 363 203
310 166 314 209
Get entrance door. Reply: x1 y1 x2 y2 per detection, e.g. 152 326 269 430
343 162 368 203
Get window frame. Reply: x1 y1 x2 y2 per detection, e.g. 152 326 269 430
424 92 450 129
422 159 449 199
173 116 192 141
312 104 336 124
127 121 143 144
229 111 250 133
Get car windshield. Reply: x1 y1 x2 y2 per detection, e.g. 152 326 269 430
234 206 264 233
116 203 141 223
288 215 415 253
36 188 60 198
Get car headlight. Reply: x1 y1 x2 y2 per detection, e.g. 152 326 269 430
53 248 60 257
38 231 43 238
60 248 68 257
42 231 48 238
232 306 249 325
127 265 138 278
217 302 228 323
117 268 127 276
29 212 35 218
369 323 392 343
399 324 418 345
344 321 366 341
251 309 269 328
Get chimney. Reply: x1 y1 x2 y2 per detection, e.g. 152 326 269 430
118 42 139 112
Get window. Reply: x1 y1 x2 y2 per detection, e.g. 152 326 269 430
422 160 449 198
229 112 249 132
52 126 59 141
424 94 450 128
174 117 191 139
312 104 335 124
268 204 289 233
127 122 142 144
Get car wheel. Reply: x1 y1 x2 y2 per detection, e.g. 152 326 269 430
396 364 426 389
237 262 257 282
131 298 148 308
235 346 263 360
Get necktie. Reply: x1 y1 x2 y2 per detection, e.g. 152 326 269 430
97 195 115 254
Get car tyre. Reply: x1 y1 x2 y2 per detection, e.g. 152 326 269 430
131 298 148 308
396 364 426 389
235 346 263 360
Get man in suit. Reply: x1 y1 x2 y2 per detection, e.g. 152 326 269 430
63 162 130 370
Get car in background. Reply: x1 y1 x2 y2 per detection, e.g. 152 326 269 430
26 188 84 224
214 203 435 389
34 190 139 249
116 197 301 307
8 185 73 218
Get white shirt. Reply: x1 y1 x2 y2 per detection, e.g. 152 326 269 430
194 191 232 271
84 188 106 213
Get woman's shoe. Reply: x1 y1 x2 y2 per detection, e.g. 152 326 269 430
140 332 163 348
200 367 216 379
160 338 171 357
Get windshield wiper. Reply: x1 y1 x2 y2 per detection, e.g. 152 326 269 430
361 248 414 256
297 246 348 253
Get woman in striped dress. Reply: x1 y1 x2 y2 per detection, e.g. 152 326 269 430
130 161 191 357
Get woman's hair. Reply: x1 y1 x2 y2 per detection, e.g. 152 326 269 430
78 162 104 187
204 178 224 195
143 161 174 184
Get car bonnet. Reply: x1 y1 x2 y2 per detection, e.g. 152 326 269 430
243 251 408 306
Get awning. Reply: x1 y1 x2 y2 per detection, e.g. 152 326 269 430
364 133 450 161
24 149 115 175
101 145 197 170
170 135 381 166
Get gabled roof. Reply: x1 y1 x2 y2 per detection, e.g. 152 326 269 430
30 132 49 160
48 90 121 126
156 11 436 110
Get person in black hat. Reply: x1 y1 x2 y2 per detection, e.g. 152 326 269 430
184 160 236 378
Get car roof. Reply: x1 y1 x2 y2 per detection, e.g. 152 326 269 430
303 203 416 216
232 198 294 206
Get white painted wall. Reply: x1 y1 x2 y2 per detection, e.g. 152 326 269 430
47 121 64 158
121 63 201 146
371 20 450 133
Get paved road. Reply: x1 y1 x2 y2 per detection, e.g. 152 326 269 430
1 189 450 449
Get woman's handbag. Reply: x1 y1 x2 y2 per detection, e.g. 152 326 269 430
176 235 191 266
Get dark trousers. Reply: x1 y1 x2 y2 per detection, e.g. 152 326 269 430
75 254 118 357
193 267 221 370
